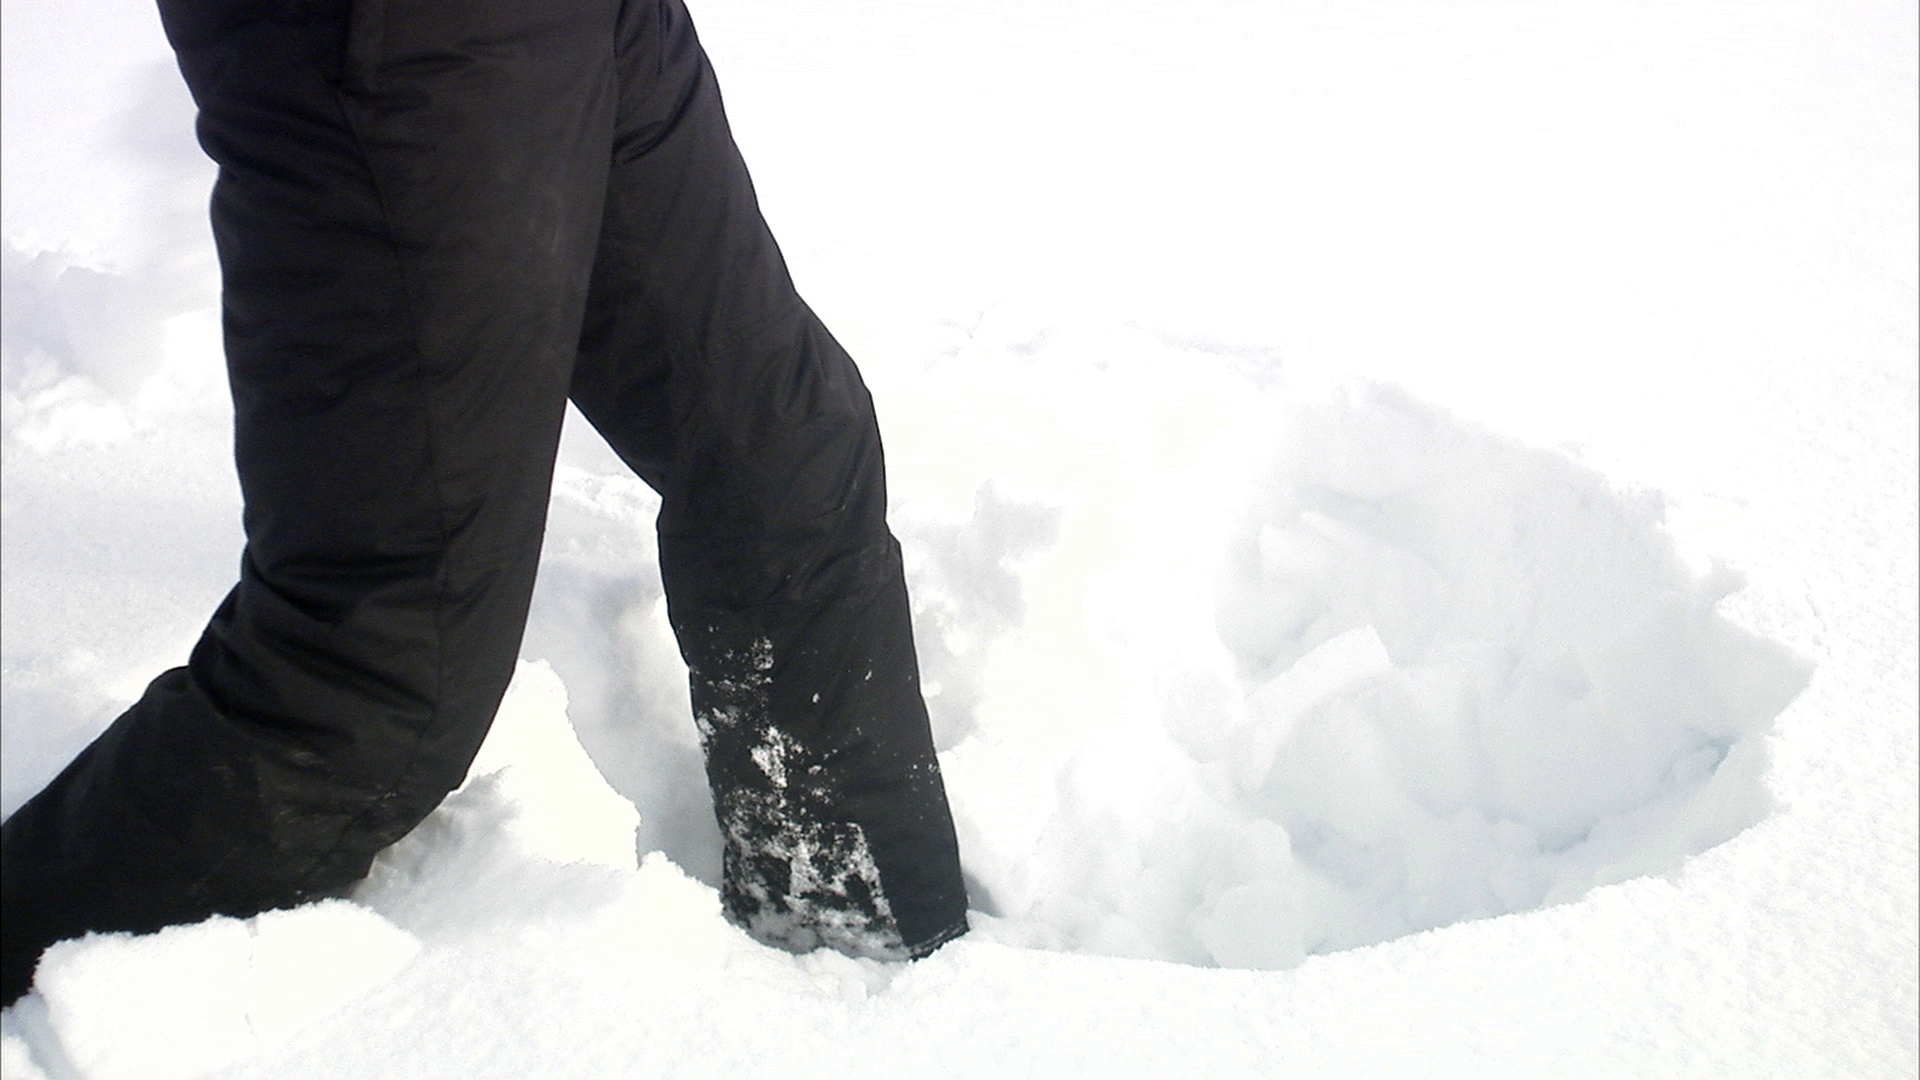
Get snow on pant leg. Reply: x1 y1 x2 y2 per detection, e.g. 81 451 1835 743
0 0 617 1006
567 0 968 959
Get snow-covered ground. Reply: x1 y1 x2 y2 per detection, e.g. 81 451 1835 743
3 0 1915 1076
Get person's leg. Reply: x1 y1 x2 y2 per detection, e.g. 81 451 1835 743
568 0 968 958
0 0 618 1006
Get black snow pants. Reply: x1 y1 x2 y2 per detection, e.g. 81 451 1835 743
0 0 967 1007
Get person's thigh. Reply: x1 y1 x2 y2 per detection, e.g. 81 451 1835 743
186 0 622 873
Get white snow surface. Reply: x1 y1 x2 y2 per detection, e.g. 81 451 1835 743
3 0 1915 1076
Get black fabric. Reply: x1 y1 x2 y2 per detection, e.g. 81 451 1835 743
1 0 966 1007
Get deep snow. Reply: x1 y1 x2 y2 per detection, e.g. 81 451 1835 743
2 0 1915 1077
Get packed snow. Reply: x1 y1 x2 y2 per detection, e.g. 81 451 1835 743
3 0 1915 1077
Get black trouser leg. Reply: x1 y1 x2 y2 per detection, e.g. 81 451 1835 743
569 0 968 957
1 0 966 1008
0 0 618 1006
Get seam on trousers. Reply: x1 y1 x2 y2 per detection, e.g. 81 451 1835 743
290 77 458 894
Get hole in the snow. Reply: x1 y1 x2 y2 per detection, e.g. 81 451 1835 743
526 341 1812 973
922 371 1811 970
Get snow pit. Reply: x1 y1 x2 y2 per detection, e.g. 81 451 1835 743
509 321 1813 973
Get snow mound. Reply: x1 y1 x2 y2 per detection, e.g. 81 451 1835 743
871 324 1811 969
3 902 417 1080
349 661 645 945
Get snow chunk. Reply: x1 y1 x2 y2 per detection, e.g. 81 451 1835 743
24 902 416 1080
353 662 642 944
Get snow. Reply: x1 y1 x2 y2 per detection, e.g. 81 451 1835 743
3 0 1916 1076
